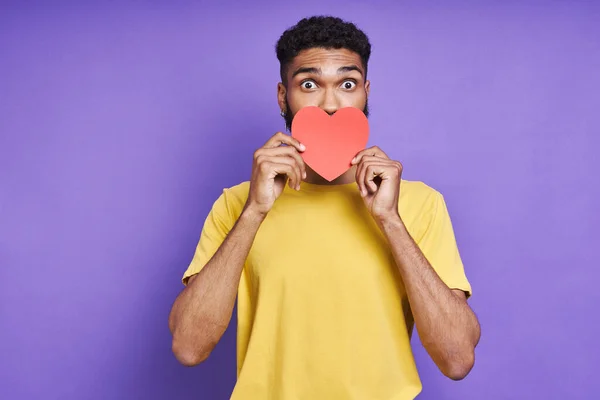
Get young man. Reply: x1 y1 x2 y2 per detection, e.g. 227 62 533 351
169 16 480 400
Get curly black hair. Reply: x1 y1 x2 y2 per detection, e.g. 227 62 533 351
275 16 372 85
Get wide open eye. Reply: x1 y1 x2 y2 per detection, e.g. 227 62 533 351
301 80 317 90
341 80 356 90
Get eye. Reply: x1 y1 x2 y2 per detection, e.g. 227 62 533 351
341 80 356 90
301 80 317 90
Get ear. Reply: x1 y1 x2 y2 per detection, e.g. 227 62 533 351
365 80 371 97
277 82 287 113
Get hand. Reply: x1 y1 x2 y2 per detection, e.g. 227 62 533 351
351 146 403 222
244 132 306 217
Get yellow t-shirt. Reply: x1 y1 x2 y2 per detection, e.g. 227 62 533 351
182 179 471 400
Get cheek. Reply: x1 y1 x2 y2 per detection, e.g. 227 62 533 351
287 91 320 111
339 90 367 108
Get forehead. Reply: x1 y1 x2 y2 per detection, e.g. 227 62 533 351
288 48 364 73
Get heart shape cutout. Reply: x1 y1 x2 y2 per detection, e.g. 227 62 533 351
291 106 369 181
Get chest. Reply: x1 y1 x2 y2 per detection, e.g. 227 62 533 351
244 192 402 291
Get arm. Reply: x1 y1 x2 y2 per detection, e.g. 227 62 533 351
168 132 306 367
168 208 264 366
378 216 480 380
352 146 480 380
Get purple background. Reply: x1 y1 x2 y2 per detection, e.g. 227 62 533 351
1 1 599 399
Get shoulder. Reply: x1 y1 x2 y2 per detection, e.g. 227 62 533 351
400 179 442 206
399 179 445 232
212 181 250 218
222 181 251 200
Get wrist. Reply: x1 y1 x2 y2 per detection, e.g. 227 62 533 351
241 203 268 224
376 212 406 235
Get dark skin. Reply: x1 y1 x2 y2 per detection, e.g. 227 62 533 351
278 48 370 186
169 48 480 380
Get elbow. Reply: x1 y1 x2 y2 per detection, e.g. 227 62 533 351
171 335 214 367
442 350 475 381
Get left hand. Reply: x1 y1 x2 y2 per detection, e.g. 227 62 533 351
351 146 403 222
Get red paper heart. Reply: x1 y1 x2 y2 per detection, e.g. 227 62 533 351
291 106 369 181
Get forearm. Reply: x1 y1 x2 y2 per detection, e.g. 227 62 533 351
169 208 265 366
378 215 480 380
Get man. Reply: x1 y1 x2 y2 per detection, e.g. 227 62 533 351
169 16 480 400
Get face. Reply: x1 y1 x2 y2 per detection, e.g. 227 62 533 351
278 48 370 131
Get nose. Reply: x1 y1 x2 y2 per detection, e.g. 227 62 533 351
320 89 339 115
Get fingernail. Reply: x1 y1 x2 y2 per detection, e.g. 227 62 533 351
303 172 307 179
300 143 306 151
351 157 356 163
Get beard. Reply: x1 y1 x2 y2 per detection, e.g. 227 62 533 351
283 97 370 132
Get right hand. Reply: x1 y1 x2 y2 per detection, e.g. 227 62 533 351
244 132 306 217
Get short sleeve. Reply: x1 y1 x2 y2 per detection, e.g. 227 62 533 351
416 191 472 298
182 191 235 285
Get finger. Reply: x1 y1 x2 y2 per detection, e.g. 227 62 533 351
265 157 301 190
365 164 389 193
355 155 383 165
259 158 290 188
356 159 368 196
278 156 302 190
351 146 389 165
289 160 302 190
271 162 297 189
365 163 398 193
365 165 378 194
258 146 306 179
263 132 306 152
360 163 379 195
284 147 307 179
282 162 302 191
356 157 386 196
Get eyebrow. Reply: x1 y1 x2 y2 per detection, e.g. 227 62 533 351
291 65 364 78
337 65 364 76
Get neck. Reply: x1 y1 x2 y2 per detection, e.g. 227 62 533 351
303 165 357 185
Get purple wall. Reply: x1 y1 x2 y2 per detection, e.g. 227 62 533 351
1 1 598 399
